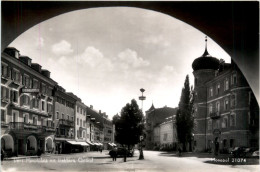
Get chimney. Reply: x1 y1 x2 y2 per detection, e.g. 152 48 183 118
219 59 225 72
19 56 32 66
31 63 42 73
90 105 93 109
99 110 101 114
4 47 20 59
41 69 51 78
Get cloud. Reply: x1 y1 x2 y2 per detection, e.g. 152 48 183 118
52 40 74 55
117 49 150 68
79 46 113 71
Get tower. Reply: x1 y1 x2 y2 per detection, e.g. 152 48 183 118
192 37 220 151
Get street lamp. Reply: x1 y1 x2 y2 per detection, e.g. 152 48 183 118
138 88 146 160
139 88 146 112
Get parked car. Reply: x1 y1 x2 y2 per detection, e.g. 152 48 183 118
109 147 134 157
243 147 259 158
230 147 248 157
252 150 259 159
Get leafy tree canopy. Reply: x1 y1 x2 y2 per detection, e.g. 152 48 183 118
112 99 145 147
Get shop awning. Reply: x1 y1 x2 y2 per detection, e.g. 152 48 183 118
66 141 80 145
86 141 94 145
108 143 113 146
111 143 117 146
77 142 89 146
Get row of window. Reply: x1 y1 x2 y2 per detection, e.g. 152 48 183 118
76 118 86 127
56 112 74 121
208 72 237 97
208 94 236 114
1 64 52 95
1 86 53 112
56 96 74 108
207 113 236 130
1 110 51 126
77 106 87 115
76 130 90 139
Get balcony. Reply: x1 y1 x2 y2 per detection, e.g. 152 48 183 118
59 119 74 127
1 97 9 104
55 134 74 139
9 122 55 135
209 112 221 119
1 74 9 84
79 126 86 131
9 79 21 89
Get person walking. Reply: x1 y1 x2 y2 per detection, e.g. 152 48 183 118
178 145 182 157
111 147 117 161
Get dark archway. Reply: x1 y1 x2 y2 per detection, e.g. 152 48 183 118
2 1 259 100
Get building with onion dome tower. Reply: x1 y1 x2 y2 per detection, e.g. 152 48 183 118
192 37 259 153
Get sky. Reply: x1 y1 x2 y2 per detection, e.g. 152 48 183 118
9 7 231 119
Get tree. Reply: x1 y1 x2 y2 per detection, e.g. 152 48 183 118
112 99 145 149
176 75 194 152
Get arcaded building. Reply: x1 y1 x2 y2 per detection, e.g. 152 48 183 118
192 39 259 152
1 47 56 156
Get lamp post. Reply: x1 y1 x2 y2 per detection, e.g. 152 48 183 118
139 88 146 112
138 88 146 160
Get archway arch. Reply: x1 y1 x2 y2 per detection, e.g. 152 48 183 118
2 1 258 101
45 136 53 152
27 135 37 152
1 134 14 153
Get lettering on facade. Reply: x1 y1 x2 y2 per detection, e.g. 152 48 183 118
22 88 40 93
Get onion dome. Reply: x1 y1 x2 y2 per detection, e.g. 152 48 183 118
192 36 220 71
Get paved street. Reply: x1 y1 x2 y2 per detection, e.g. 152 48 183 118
1 150 259 172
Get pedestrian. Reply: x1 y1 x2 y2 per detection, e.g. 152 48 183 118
112 147 117 161
1 149 5 161
37 148 42 157
123 147 127 162
178 145 182 157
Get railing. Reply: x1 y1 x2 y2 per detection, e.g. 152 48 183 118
9 122 55 133
1 97 9 103
209 112 220 119
56 135 74 139
9 122 39 130
79 126 86 131
59 119 74 127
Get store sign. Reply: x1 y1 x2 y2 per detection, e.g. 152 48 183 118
22 88 40 93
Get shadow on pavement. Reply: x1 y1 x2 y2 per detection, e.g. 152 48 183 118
159 151 214 158
92 156 111 159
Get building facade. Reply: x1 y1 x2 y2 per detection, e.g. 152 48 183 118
145 104 177 150
67 93 89 151
102 114 114 150
53 85 76 154
1 47 56 156
159 116 177 148
192 39 259 152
